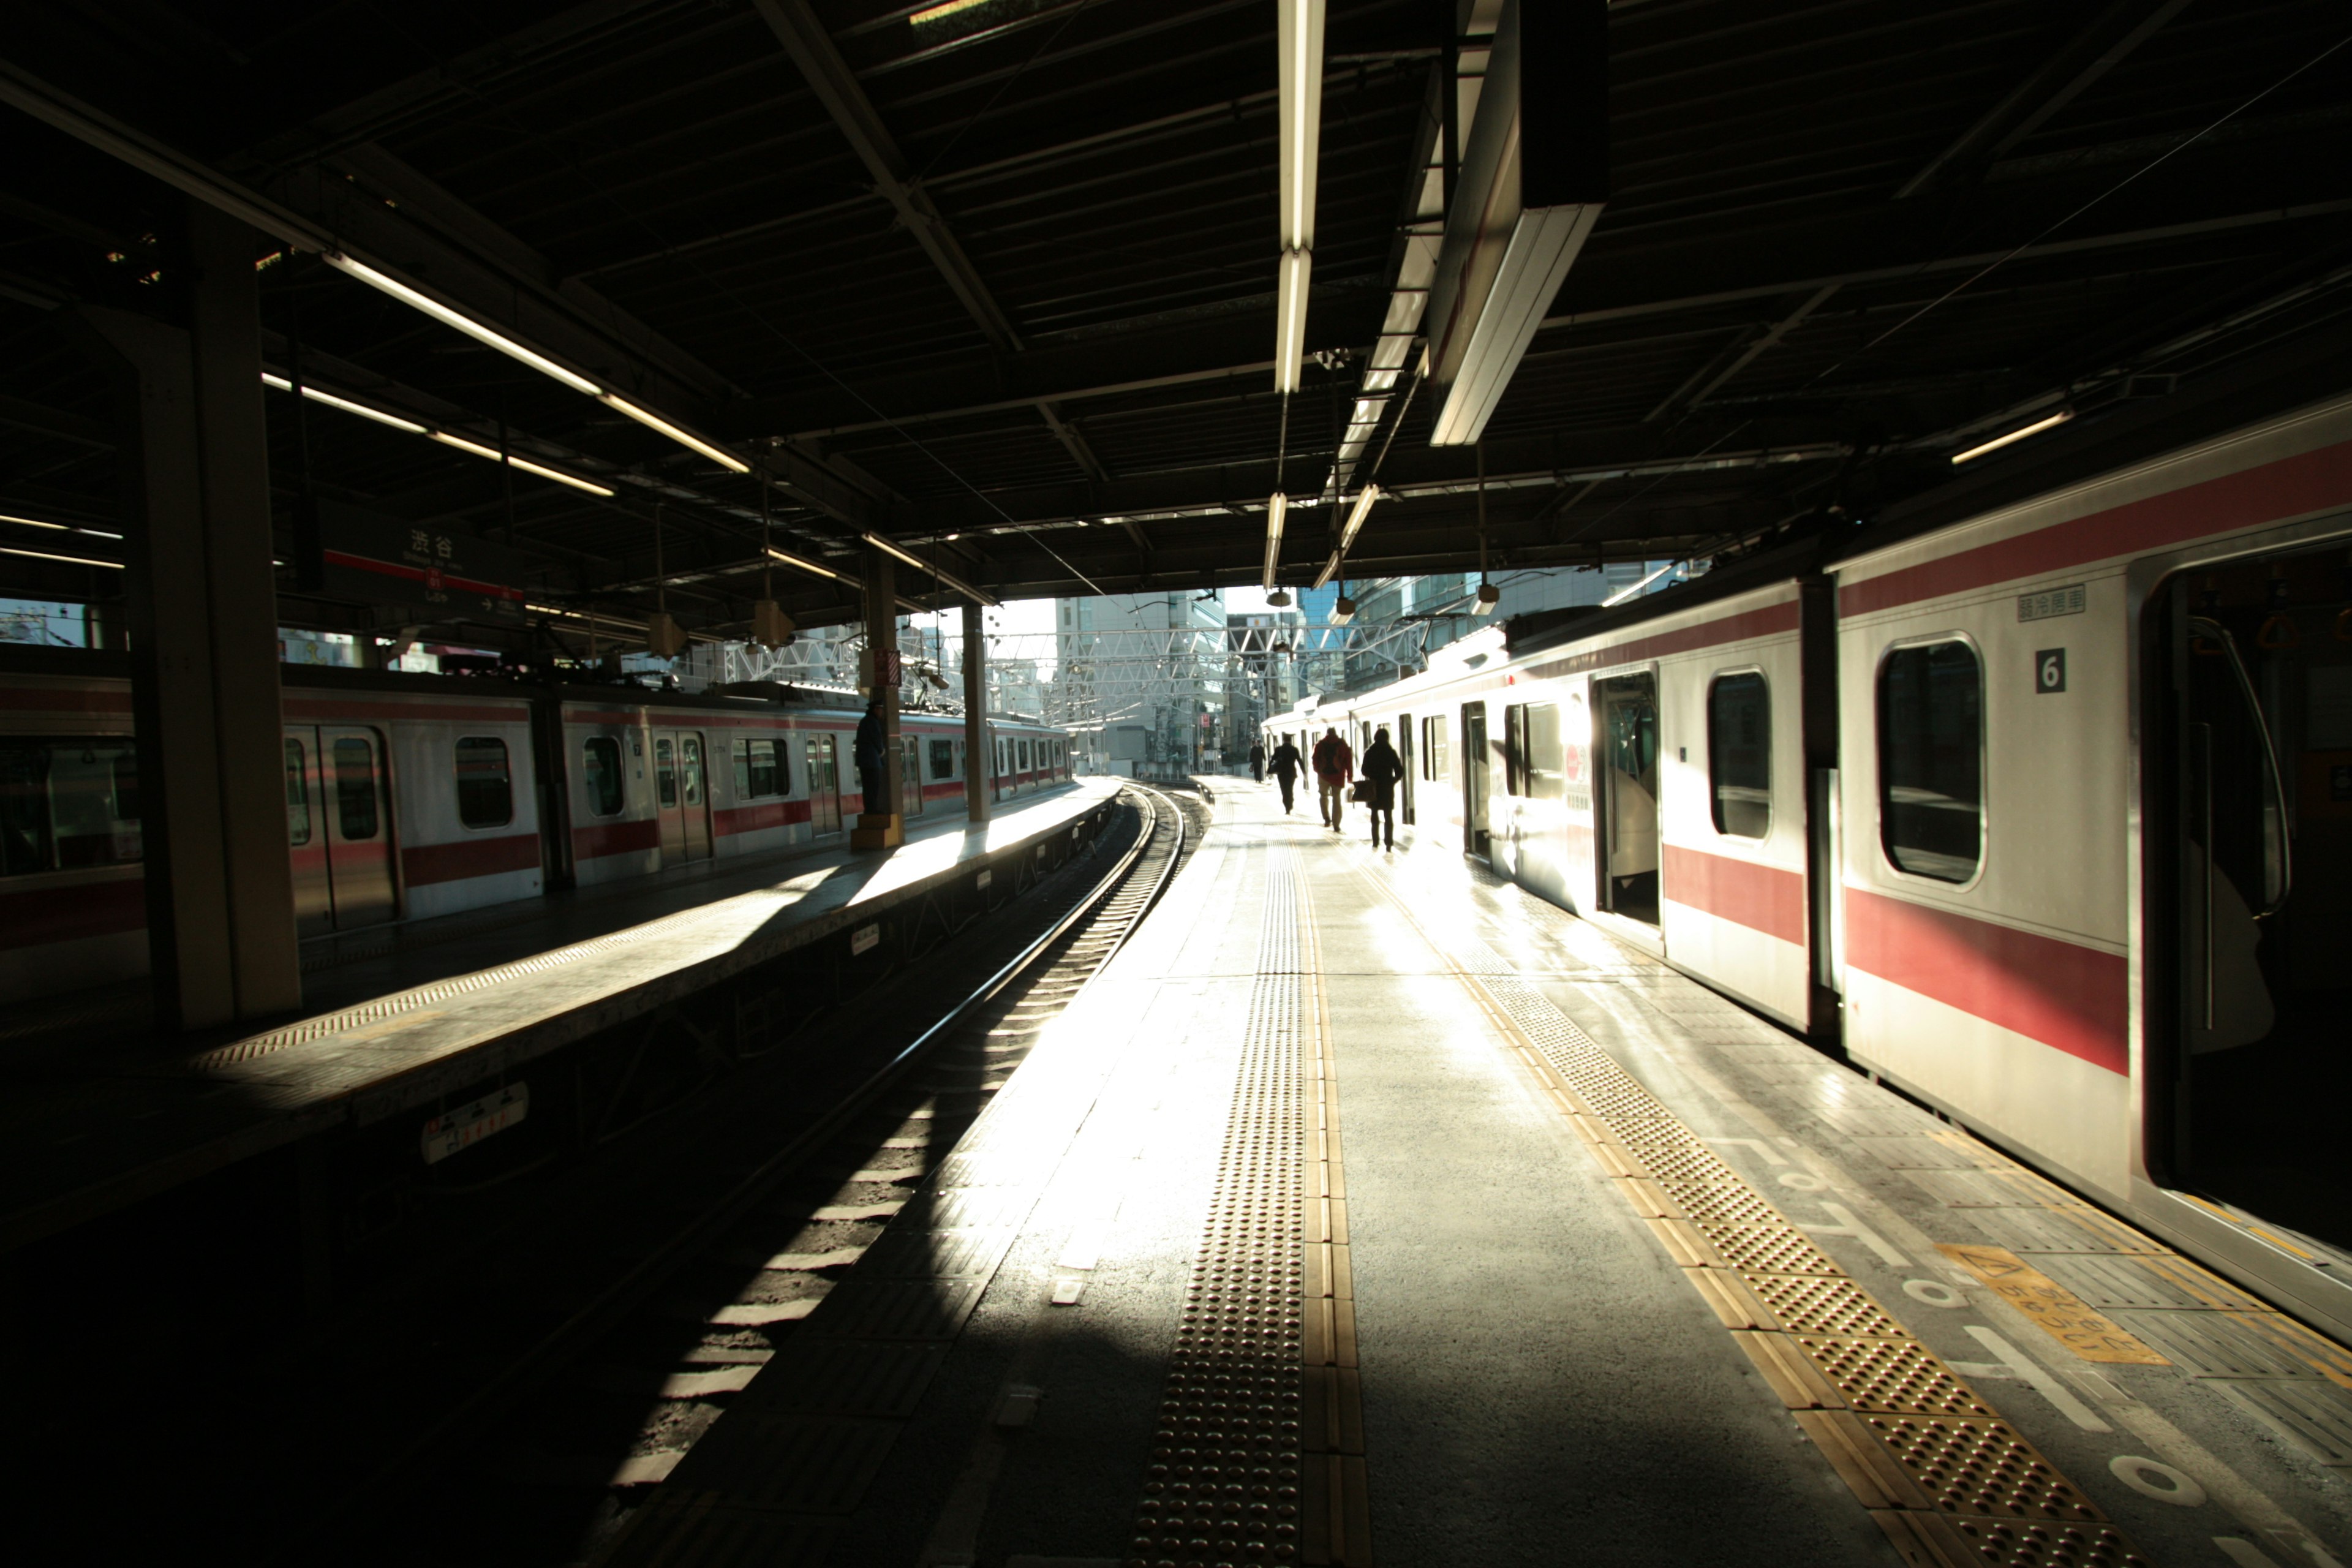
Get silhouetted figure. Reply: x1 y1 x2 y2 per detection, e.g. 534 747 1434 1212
1361 726 1403 851
1249 740 1265 782
1268 737 1303 814
854 701 887 816
1313 726 1353 832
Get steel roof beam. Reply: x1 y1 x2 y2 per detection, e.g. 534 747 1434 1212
755 0 1026 353
1894 0 2198 198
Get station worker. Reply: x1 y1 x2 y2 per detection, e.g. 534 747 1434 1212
1360 726 1403 852
1268 736 1304 815
1313 726 1354 831
854 699 888 816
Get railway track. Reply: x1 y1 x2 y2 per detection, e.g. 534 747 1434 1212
293 783 1205 1566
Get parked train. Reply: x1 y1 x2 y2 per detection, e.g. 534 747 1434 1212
1272 388 2352 1335
0 654 1072 1003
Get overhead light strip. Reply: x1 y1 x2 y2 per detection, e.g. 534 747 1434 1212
323 252 751 474
1273 0 1323 392
1950 409 2073 464
766 545 844 582
1261 491 1288 590
263 373 614 496
859 531 1000 606
1 545 122 569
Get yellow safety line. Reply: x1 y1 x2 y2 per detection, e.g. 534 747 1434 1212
1344 856 2153 1568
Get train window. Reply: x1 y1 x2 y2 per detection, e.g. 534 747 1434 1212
1421 715 1450 781
583 737 624 816
454 737 513 829
0 737 141 875
655 738 677 807
1523 705 1562 798
930 739 955 780
733 737 785 799
285 739 311 847
1879 641 1983 883
1707 673 1771 839
333 737 379 840
1020 739 1032 772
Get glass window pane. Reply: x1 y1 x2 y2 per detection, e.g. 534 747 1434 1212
930 739 953 780
682 737 705 805
1525 704 1562 800
0 742 51 874
733 737 752 798
750 738 780 797
584 737 624 816
454 736 513 828
333 737 379 840
655 738 677 807
1879 643 1982 882
285 739 311 846
1707 673 1771 838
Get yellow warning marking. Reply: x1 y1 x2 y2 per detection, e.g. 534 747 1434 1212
1936 1245 2169 1365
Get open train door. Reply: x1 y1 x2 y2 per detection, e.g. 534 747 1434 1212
1461 703 1490 858
1594 673 1662 924
2150 543 2352 1263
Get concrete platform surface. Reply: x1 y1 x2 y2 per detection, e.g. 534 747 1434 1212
597 779 2352 1568
0 780 1115 1250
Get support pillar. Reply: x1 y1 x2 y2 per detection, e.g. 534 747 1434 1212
70 200 301 1028
851 545 905 850
962 599 989 824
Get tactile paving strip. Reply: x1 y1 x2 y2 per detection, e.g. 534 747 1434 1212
1357 860 2154 1568
1129 855 1308 1567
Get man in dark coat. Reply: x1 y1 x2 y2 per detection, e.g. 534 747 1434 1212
854 700 887 816
1360 726 1404 851
1312 726 1353 832
1268 736 1304 815
1248 739 1265 782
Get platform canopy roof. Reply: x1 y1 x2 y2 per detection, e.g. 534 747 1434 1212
2 0 2350 641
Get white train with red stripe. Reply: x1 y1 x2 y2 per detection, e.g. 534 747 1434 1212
1275 390 2352 1336
0 655 1070 1001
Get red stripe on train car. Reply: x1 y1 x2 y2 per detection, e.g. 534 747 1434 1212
1528 600 1800 680
283 698 530 723
713 799 815 835
574 818 661 858
1839 437 2352 617
402 832 542 887
0 688 134 717
1663 844 1806 944
1845 887 2128 1075
0 875 146 944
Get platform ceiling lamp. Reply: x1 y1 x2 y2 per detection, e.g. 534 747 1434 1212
1274 0 1324 396
750 473 795 649
1425 0 1609 447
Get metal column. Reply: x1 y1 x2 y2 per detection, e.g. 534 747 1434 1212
962 599 989 823
70 200 301 1028
851 544 905 850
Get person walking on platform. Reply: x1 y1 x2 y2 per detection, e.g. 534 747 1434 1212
1268 736 1303 814
1313 726 1353 832
1248 739 1265 783
1360 726 1403 851
854 699 887 816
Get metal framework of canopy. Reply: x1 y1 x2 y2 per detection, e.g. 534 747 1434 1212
1 0 2349 651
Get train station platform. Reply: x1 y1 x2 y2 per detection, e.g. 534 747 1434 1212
0 780 1119 1251
600 780 2352 1568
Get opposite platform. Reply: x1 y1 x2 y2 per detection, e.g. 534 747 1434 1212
1 780 1118 1250
596 779 2352 1568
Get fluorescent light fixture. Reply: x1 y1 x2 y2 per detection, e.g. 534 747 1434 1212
1603 560 1679 607
0 512 66 530
1277 0 1324 251
911 0 987 23
1 545 121 569
1425 0 1609 446
597 393 750 473
262 371 429 434
859 530 998 606
1338 483 1379 553
1951 409 2073 464
1261 492 1288 590
428 431 613 496
324 252 601 396
862 530 929 573
1275 248 1311 394
767 545 843 582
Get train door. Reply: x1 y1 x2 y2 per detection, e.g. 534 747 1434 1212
902 736 924 818
1595 673 1661 924
1461 703 1490 858
805 734 842 835
2154 544 2352 1255
1398 712 1415 825
654 729 712 862
284 725 397 933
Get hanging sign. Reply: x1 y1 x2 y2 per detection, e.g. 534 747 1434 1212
317 501 528 624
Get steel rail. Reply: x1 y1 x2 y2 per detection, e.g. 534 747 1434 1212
282 786 1184 1558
